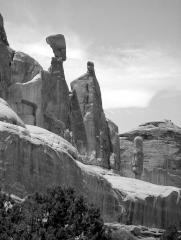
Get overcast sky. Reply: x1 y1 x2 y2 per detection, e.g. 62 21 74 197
1 0 181 109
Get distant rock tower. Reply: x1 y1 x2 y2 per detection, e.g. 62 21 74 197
132 136 144 179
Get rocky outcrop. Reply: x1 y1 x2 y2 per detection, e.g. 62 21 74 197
0 111 181 229
0 30 71 137
69 90 88 155
71 62 112 168
0 98 25 128
46 34 66 60
10 51 43 84
0 14 14 99
107 119 120 171
119 120 181 188
0 13 9 46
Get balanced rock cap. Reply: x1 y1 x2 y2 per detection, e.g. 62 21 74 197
46 34 66 61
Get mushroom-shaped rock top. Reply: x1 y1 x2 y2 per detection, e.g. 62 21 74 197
46 34 66 61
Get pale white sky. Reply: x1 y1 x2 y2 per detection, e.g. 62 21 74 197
1 0 181 109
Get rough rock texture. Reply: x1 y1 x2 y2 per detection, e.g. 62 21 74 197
0 14 14 99
0 98 25 128
1 31 71 137
10 51 43 84
132 136 144 179
69 90 88 155
0 118 181 229
105 223 166 240
0 13 9 46
45 57 71 132
107 119 120 171
46 34 66 60
119 120 181 188
71 62 112 168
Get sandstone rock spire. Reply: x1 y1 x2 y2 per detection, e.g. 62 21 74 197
0 13 9 46
43 34 71 134
71 62 112 168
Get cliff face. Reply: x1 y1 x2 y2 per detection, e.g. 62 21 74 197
119 120 181 188
71 62 112 168
0 14 14 99
0 109 181 229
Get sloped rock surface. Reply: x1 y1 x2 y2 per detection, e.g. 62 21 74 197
119 120 181 188
71 62 112 168
0 98 25 128
0 117 181 229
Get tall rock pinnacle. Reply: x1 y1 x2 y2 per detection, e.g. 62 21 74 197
0 13 9 46
43 34 70 134
71 62 112 168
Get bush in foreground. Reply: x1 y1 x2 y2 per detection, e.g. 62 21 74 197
0 187 111 240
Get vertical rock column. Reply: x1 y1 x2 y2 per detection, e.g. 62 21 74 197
43 34 71 136
71 62 111 168
107 119 120 171
132 136 144 179
0 13 14 99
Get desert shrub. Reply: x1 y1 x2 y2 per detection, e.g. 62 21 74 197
161 224 178 240
0 187 111 240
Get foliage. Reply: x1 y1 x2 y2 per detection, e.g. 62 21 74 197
161 224 179 240
0 187 111 240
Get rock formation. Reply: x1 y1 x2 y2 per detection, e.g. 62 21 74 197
0 98 25 128
0 103 181 229
107 119 120 171
71 62 112 168
120 120 181 188
44 36 70 132
69 90 88 155
0 13 9 46
132 136 144 179
0 14 14 99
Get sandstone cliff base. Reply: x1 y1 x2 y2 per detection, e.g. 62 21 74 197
0 103 180 230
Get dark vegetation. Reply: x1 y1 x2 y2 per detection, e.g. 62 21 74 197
0 187 111 240
161 225 179 240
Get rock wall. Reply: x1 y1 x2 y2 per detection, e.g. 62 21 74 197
119 120 181 188
71 62 112 168
0 109 181 229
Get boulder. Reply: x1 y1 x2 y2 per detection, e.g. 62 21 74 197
71 62 112 168
0 119 181 229
119 120 181 188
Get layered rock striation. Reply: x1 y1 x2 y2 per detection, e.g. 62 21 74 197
119 120 181 188
0 107 181 229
